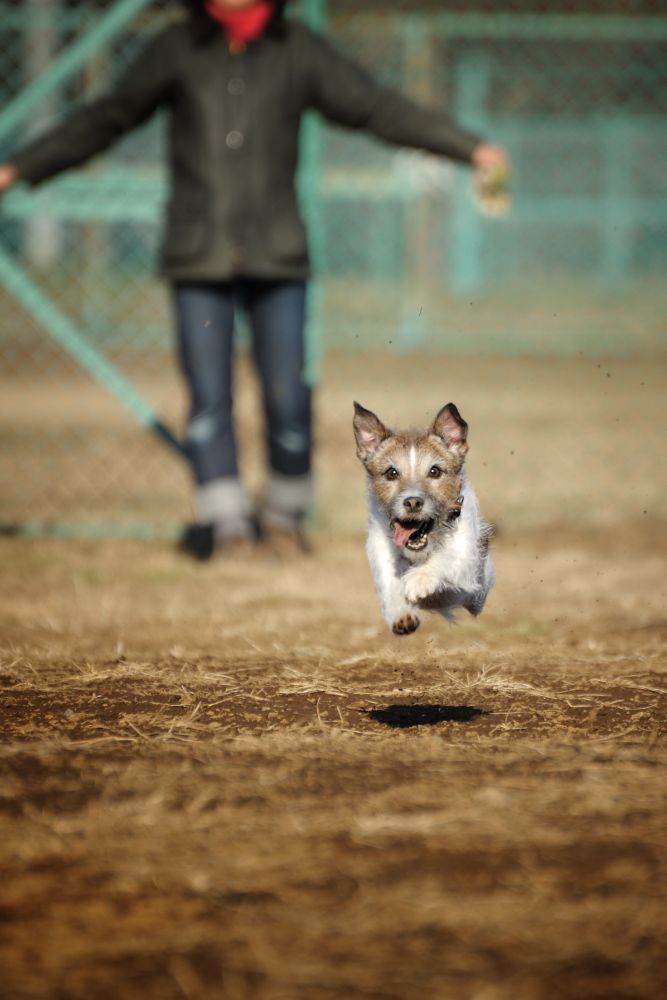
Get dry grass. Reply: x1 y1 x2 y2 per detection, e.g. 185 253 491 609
0 355 666 999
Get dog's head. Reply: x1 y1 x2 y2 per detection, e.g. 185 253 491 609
353 401 468 553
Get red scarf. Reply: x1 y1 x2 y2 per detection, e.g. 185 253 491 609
204 1 275 44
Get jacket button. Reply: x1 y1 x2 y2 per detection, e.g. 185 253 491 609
226 130 244 150
227 77 245 95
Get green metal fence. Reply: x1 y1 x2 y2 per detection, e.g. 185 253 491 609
0 1 665 534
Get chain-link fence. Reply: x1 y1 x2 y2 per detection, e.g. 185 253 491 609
323 0 667 353
0 0 665 534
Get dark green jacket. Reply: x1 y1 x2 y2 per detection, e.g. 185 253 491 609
13 14 481 281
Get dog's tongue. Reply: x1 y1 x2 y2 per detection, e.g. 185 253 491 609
393 521 418 547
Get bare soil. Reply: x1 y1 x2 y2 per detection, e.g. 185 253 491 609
0 355 666 999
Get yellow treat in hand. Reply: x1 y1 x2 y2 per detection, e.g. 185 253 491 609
473 160 511 218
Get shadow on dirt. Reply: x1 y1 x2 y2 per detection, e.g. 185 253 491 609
362 704 488 728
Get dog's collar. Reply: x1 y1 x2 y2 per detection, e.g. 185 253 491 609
447 495 464 522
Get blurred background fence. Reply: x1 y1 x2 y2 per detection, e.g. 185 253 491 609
0 0 665 534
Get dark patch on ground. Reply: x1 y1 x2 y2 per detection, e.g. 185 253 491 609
362 703 487 727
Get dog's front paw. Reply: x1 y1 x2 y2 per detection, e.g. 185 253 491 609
404 567 440 605
392 613 420 635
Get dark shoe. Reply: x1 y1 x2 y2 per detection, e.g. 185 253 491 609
179 520 260 561
178 523 214 561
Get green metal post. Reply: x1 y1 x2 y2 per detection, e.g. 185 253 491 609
0 245 184 457
297 0 326 385
603 117 634 292
398 17 433 352
0 0 155 143
450 51 490 298
431 13 667 43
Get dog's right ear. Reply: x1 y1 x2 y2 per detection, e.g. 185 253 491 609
353 402 391 462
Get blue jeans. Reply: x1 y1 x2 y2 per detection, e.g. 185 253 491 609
172 279 312 485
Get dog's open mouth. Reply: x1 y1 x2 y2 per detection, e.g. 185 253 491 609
392 518 435 551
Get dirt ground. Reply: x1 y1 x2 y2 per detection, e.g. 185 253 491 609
0 354 666 999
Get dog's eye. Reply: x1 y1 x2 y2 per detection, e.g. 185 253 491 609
384 467 400 481
428 465 443 479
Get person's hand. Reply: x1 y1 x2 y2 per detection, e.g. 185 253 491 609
472 143 508 173
471 144 510 217
0 164 18 193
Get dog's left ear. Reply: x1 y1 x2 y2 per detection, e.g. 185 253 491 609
353 402 391 462
431 403 469 456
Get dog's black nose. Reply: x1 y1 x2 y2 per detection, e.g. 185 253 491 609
403 496 424 514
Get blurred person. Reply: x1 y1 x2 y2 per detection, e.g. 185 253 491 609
0 0 508 559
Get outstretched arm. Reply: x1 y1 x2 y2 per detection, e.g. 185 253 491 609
6 26 178 188
301 24 498 166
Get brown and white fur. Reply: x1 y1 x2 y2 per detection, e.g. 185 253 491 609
353 402 494 635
